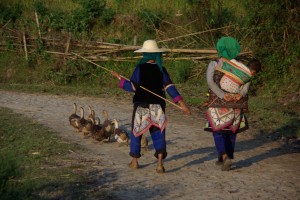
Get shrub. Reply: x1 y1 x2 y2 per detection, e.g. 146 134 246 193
100 7 115 26
168 60 193 84
0 3 23 24
138 9 165 33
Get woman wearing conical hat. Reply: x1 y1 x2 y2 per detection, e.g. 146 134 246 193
111 40 191 173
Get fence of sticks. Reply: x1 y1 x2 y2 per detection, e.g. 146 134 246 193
0 24 252 64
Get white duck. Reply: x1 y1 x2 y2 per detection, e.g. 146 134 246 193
112 119 129 146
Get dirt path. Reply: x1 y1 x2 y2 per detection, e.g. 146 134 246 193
0 90 299 200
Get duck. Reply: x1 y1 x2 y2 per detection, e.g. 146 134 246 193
93 117 106 142
81 115 95 139
74 107 88 132
90 117 102 140
101 110 115 142
69 103 81 129
87 106 95 122
112 119 129 146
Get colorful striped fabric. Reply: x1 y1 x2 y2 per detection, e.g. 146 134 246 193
216 58 252 85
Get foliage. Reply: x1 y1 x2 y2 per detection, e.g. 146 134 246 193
186 0 211 29
33 1 48 18
0 107 83 199
77 0 106 18
32 0 108 33
0 2 23 24
167 60 193 84
240 0 300 86
100 7 116 26
48 10 66 31
137 9 165 33
0 154 21 200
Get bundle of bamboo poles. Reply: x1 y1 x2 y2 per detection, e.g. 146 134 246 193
0 26 252 62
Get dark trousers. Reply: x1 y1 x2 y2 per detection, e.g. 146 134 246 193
130 104 167 159
213 131 237 161
130 127 167 159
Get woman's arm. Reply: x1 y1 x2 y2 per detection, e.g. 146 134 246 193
111 66 141 92
206 61 226 99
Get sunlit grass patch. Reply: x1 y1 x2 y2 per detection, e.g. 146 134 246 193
0 107 86 199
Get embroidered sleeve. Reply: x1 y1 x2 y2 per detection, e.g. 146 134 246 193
118 65 140 92
206 60 225 99
118 78 135 92
162 67 183 103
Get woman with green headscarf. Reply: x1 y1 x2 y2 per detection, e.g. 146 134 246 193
111 40 191 173
205 36 261 171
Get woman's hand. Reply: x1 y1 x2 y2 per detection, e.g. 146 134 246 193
224 93 235 101
111 71 121 80
224 93 243 102
179 100 191 115
234 93 242 102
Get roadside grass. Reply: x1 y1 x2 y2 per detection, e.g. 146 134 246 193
248 96 300 138
0 107 111 199
0 82 130 98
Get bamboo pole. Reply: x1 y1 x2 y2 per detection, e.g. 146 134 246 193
64 32 71 62
65 33 71 53
71 52 183 111
133 35 137 45
22 31 28 60
158 25 232 43
34 11 41 38
0 19 11 31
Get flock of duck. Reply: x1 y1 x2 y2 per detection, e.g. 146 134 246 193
68 103 129 146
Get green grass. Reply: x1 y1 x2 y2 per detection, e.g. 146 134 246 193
0 107 106 199
248 95 300 138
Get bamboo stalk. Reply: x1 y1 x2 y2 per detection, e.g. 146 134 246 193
164 48 217 54
0 19 11 31
45 51 71 55
64 32 71 61
22 32 28 60
34 11 41 38
158 25 232 43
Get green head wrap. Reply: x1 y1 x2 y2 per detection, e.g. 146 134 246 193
216 36 241 60
138 52 163 72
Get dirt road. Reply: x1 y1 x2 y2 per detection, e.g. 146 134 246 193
0 90 299 199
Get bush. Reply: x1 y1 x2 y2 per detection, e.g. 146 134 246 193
100 7 115 26
240 0 299 82
168 60 193 84
138 9 165 33
0 3 23 24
